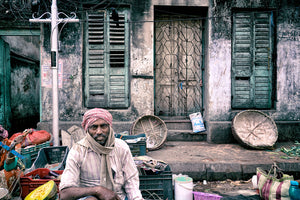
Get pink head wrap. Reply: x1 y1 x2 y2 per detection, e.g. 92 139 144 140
0 125 8 139
81 108 113 131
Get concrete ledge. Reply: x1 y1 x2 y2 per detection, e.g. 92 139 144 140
241 164 271 180
206 121 234 144
206 120 300 144
206 163 242 181
276 121 300 141
147 141 300 181
170 162 207 180
167 130 206 141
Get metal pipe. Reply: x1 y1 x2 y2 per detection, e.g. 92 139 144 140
51 0 59 146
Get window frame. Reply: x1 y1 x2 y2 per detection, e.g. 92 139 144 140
231 10 275 109
84 8 129 108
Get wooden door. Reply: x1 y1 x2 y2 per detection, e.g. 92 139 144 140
155 15 204 116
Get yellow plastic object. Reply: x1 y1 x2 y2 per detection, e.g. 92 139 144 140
25 180 57 200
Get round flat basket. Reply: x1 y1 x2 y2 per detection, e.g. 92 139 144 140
232 110 278 149
130 115 168 150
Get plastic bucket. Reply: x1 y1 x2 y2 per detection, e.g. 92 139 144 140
174 176 193 200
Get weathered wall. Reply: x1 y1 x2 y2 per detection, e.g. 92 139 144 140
276 6 300 121
37 0 299 142
206 0 300 143
130 0 154 117
1 36 40 134
39 0 210 124
40 23 83 122
2 36 40 61
129 0 209 117
10 58 40 133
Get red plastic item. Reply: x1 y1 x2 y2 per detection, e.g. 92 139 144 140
20 168 63 199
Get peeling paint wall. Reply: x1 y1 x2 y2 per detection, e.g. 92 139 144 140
2 36 40 60
10 60 39 132
207 38 232 121
1 36 40 133
39 0 209 124
40 23 83 122
36 0 299 142
207 0 300 142
275 7 300 121
207 0 299 121
130 0 154 116
130 0 209 117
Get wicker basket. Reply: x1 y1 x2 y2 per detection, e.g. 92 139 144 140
130 115 168 150
232 110 278 149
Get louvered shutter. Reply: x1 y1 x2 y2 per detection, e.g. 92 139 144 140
232 12 253 108
253 12 273 108
108 10 129 108
232 11 273 109
85 10 129 108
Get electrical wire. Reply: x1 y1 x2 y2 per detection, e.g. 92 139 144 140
0 0 298 23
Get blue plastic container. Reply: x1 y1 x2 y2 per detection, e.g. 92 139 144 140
289 181 300 200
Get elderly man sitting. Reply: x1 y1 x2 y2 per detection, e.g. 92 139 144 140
59 108 144 200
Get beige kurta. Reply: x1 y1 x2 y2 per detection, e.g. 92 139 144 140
60 138 144 200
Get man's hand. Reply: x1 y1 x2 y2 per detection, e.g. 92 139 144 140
60 186 121 200
94 186 121 200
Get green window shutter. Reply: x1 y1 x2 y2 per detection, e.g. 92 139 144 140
232 12 253 108
232 11 274 109
85 9 129 108
108 10 129 108
252 12 273 108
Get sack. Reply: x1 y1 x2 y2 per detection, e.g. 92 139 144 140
257 164 294 200
189 112 206 133
10 129 51 147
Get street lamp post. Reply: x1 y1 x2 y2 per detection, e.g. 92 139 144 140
29 0 79 146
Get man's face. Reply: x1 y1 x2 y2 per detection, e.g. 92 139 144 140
88 119 110 145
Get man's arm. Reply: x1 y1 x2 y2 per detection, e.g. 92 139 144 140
60 186 121 200
120 143 144 200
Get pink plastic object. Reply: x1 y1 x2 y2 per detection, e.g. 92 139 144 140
193 191 222 200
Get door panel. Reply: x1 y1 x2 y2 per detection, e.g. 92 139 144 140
0 38 11 130
155 16 203 116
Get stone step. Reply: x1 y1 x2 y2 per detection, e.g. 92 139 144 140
167 130 206 141
163 119 193 130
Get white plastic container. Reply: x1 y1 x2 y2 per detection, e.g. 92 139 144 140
174 176 194 200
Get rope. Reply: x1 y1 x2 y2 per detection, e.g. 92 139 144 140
141 190 163 200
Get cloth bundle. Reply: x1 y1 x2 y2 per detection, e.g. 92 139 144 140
9 129 51 147
134 156 168 175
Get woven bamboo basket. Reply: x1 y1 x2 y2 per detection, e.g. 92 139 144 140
130 115 168 150
232 110 278 149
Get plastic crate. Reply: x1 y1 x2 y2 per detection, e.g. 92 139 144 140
115 133 147 156
26 146 69 173
127 141 147 157
20 141 51 168
20 168 63 199
193 191 222 200
139 165 173 200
